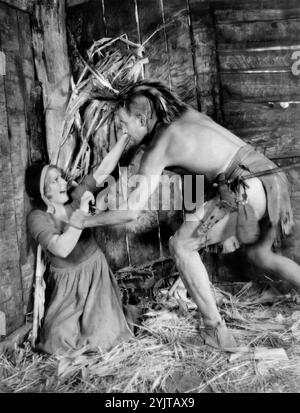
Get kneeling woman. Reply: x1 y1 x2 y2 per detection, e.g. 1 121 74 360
25 134 133 356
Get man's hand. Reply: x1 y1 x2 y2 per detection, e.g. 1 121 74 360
80 190 95 213
69 209 88 230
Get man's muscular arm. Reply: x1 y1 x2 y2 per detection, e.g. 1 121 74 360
72 145 167 229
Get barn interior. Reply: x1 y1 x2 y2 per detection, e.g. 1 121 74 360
1 0 300 393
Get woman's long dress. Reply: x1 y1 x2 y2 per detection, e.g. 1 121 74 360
27 174 133 355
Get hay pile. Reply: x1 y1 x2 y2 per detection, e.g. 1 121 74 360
1 282 300 393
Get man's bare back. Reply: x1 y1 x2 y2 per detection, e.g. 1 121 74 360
147 108 246 182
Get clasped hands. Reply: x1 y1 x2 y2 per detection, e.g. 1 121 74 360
69 190 96 230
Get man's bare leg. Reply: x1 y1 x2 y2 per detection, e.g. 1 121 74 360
169 204 240 349
246 225 300 289
169 221 222 326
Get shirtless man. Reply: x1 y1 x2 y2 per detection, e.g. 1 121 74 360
70 80 300 350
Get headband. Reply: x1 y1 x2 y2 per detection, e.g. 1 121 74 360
39 165 55 214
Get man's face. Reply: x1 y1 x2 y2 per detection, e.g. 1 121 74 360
116 107 147 145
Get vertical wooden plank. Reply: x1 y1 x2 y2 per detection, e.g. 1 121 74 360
67 0 105 57
104 0 139 43
136 0 170 85
188 0 222 120
162 0 197 108
0 5 24 334
102 0 161 266
67 0 106 82
32 0 71 164
0 4 28 283
16 10 45 310
67 0 106 81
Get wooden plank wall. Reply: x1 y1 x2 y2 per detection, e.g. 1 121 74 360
212 0 300 278
0 1 45 335
67 0 300 280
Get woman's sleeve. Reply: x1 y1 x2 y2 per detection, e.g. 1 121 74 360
27 210 60 250
70 173 99 202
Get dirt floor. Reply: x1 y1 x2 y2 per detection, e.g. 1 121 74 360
1 282 300 393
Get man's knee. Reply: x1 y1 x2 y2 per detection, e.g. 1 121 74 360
246 245 273 269
169 233 183 257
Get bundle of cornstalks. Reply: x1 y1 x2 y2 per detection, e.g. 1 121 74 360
1 283 300 393
54 35 148 182
56 7 189 182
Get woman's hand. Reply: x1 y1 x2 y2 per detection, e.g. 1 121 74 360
80 190 95 213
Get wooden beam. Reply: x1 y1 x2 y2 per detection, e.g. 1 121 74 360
137 0 171 85
163 0 198 108
0 0 34 13
189 0 222 120
32 0 71 163
0 3 27 335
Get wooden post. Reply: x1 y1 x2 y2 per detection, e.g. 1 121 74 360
32 0 71 163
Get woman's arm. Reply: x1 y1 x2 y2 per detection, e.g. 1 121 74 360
92 133 129 186
47 226 83 258
45 191 94 258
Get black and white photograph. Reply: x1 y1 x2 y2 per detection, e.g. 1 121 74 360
1 0 300 395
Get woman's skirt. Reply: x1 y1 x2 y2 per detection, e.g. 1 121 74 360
36 248 134 356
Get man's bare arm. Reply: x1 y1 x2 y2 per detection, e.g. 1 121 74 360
92 133 129 186
75 146 167 229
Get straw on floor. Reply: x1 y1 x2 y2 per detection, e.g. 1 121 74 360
1 282 300 393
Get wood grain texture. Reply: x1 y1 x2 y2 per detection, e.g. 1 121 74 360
223 101 300 129
220 72 300 100
229 125 300 159
0 4 28 273
215 7 300 23
211 0 300 12
162 0 197 108
216 19 300 45
67 0 105 58
218 48 298 71
137 0 170 85
0 54 24 335
189 0 222 120
32 0 71 164
104 0 139 43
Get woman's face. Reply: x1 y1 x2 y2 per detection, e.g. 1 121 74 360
44 167 68 205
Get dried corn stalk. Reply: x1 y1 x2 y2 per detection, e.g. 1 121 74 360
54 35 148 184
